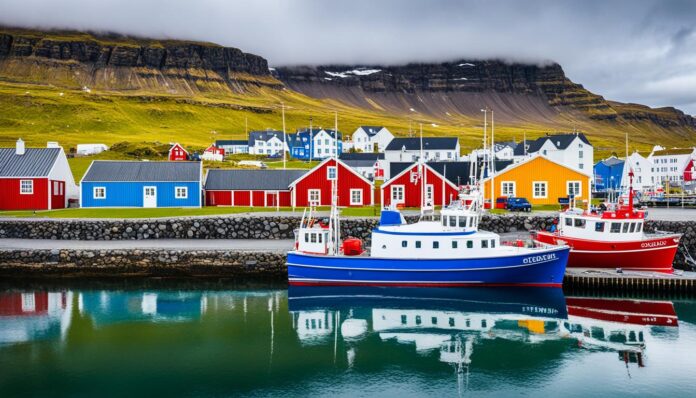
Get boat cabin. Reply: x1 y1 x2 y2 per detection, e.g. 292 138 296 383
558 208 645 242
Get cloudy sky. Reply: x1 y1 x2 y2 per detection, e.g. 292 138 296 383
2 0 696 114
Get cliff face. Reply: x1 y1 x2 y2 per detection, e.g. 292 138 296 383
0 28 279 93
274 61 696 130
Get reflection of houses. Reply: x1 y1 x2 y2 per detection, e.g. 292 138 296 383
0 291 72 344
80 291 206 326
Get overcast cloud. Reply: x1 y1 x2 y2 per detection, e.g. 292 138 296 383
2 0 696 114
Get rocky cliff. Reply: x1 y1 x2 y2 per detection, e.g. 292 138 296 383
0 28 280 93
274 62 696 131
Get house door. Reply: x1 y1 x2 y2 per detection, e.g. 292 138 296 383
266 192 278 207
143 186 157 208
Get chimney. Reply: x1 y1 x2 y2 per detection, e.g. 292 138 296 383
15 138 25 155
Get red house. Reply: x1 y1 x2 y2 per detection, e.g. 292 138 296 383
168 143 189 161
290 158 374 207
0 139 77 210
204 169 305 207
684 159 695 182
381 162 459 208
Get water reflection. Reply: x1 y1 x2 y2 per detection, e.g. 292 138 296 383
0 284 692 397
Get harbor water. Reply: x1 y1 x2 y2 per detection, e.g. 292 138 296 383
1 281 695 397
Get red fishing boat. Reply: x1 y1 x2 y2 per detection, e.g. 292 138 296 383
534 171 681 273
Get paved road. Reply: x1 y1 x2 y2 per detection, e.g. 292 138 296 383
0 239 294 251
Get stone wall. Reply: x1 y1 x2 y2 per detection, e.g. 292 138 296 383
0 215 694 271
0 249 287 279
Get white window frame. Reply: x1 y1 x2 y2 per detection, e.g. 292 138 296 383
93 187 106 199
19 180 33 195
567 180 582 197
391 185 405 204
350 189 363 205
327 166 337 180
500 181 516 197
175 186 188 199
308 189 321 205
532 181 548 199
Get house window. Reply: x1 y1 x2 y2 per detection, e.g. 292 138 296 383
308 189 321 205
20 180 33 194
93 187 106 199
391 185 404 203
579 151 584 158
501 181 516 197
327 166 337 180
533 182 547 198
350 189 362 205
175 187 188 199
567 181 581 197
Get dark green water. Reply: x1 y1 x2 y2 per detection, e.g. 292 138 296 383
1 282 695 398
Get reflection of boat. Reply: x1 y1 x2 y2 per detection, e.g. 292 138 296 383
0 291 72 345
562 297 679 367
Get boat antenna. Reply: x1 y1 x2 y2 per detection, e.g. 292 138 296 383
309 116 313 163
333 111 340 255
490 110 495 211
281 102 286 170
420 123 425 215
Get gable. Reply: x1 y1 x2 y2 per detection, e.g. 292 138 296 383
289 158 373 188
490 156 590 181
0 148 61 177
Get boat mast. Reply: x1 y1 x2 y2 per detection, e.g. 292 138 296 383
490 110 495 211
332 111 340 255
281 102 286 170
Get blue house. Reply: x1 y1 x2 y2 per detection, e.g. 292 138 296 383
289 128 343 160
80 161 202 208
593 156 624 192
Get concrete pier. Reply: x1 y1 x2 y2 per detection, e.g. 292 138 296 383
564 268 696 295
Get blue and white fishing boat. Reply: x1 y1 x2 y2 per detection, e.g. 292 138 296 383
287 119 569 287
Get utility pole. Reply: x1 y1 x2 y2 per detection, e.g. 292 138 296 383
281 103 286 170
491 110 495 210
309 116 313 162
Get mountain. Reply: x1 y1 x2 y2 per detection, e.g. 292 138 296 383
0 27 695 157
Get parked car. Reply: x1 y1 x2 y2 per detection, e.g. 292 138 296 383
495 197 508 209
506 197 532 212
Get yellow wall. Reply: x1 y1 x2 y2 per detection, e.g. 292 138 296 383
483 157 591 206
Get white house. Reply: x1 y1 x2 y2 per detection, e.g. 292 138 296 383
622 151 656 192
384 137 460 165
75 144 108 157
465 141 516 162
215 140 248 155
248 130 288 156
513 133 593 172
647 146 696 185
351 126 394 153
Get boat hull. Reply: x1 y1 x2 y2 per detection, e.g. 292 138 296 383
534 231 680 273
287 246 569 287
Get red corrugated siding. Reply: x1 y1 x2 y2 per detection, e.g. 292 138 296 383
234 191 251 206
205 191 232 206
252 191 265 206
0 292 50 316
50 180 65 209
0 178 49 210
293 160 373 207
279 191 291 207
382 165 458 207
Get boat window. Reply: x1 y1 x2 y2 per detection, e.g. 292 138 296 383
305 233 309 242
595 222 605 232
466 319 471 327
622 223 630 233
449 216 457 227
574 218 586 228
565 218 573 226
442 217 447 227
452 241 458 249
318 234 323 243
482 320 487 328
433 241 439 249
415 315 422 325
431 317 438 325
449 317 455 327
482 240 489 249
467 241 473 249
459 217 466 228
310 234 317 243
610 223 621 233
415 241 421 249
637 223 643 232
629 222 636 233
491 239 496 248
401 315 407 325
402 240 408 248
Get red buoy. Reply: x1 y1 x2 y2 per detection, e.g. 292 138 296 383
341 238 364 256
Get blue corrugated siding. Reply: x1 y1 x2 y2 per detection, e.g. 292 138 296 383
81 181 201 208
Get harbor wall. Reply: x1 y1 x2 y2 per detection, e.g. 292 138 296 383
0 215 694 270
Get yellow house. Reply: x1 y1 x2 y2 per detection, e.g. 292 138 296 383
482 155 592 206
